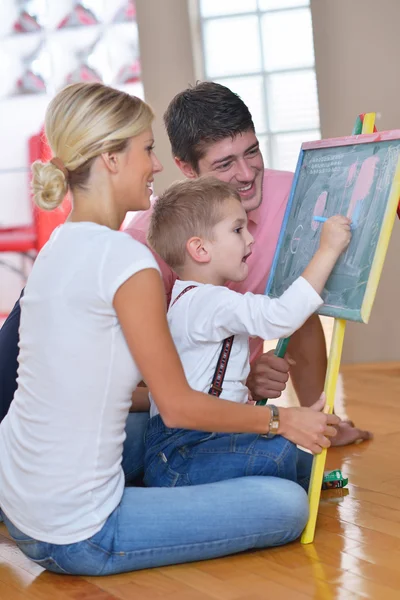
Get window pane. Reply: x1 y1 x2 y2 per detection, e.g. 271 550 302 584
200 0 257 17
215 76 266 132
258 0 309 10
203 16 261 77
261 8 314 71
267 70 319 132
271 129 320 171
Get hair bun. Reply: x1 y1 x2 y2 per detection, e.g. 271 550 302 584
31 160 68 211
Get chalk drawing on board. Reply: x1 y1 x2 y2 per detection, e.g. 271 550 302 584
267 134 400 322
339 161 358 215
311 191 328 231
290 224 303 254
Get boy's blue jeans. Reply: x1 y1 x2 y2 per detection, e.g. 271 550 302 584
0 413 309 576
144 415 313 490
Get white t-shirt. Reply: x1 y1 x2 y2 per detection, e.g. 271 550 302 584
0 222 159 544
150 277 322 417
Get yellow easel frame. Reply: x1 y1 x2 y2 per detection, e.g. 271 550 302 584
301 112 400 544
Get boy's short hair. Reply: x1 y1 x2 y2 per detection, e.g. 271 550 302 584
148 177 241 271
163 81 255 172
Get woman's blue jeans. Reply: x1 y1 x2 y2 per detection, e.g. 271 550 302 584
0 412 309 576
144 415 313 490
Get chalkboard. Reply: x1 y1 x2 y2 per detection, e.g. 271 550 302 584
267 130 400 323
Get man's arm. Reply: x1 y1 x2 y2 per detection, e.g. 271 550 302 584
286 314 326 407
187 279 322 344
246 314 325 403
130 386 150 412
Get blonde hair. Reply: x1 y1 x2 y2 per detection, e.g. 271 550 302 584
32 82 154 211
147 177 241 270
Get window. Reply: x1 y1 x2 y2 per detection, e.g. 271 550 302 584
197 0 320 171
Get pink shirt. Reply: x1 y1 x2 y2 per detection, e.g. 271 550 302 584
123 169 293 361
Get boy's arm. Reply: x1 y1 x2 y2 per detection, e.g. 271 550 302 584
287 314 327 406
281 216 350 402
187 279 323 343
190 216 351 342
246 216 351 399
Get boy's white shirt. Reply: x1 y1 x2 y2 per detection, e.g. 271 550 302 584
149 277 323 417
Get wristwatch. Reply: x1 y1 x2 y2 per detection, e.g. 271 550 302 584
268 404 280 436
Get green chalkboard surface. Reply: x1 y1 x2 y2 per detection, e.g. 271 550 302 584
267 131 400 323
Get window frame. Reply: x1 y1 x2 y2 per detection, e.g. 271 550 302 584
191 0 321 170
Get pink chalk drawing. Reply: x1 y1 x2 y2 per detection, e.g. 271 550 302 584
339 161 358 213
311 191 328 231
346 155 380 225
348 161 358 183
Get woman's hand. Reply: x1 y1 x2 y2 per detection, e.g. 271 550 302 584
278 395 340 454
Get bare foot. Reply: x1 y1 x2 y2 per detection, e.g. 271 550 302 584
331 421 373 446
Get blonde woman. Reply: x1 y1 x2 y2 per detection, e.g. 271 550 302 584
0 83 339 576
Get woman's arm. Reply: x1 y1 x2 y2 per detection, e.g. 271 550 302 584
115 269 270 433
114 269 339 454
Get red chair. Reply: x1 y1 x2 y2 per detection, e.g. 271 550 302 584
0 128 71 273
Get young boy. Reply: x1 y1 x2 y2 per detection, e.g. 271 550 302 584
144 177 351 490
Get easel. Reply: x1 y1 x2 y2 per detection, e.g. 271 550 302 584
259 112 400 542
301 111 399 543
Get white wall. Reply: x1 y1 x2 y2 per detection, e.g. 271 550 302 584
311 0 400 363
135 0 197 195
0 2 143 313
0 94 50 312
2 0 400 363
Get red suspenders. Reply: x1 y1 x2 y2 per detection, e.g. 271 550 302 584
170 286 234 397
170 285 198 307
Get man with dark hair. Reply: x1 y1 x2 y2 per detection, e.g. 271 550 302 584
164 81 256 170
126 81 371 446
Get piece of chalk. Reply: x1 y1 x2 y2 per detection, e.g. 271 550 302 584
313 215 355 230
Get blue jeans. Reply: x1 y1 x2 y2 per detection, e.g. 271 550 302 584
0 412 309 576
144 415 313 490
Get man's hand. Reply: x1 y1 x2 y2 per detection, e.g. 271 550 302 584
247 350 291 401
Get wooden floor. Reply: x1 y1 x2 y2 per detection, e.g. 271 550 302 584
1 362 400 600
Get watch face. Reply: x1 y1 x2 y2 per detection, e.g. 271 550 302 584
269 405 279 430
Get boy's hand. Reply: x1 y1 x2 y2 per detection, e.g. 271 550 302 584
319 215 352 256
